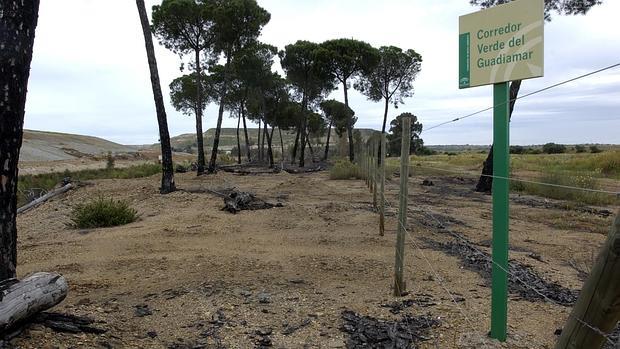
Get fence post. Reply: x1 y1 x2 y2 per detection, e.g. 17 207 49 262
372 136 378 210
491 82 510 341
394 116 411 297
379 132 386 236
555 211 620 349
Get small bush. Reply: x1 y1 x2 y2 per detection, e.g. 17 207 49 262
330 160 362 180
542 143 566 154
106 152 115 170
510 145 525 154
590 145 602 154
71 197 138 229
574 145 586 153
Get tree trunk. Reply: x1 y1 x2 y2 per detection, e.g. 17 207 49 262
475 79 522 192
236 109 241 164
291 127 300 165
323 120 333 161
242 105 251 162
381 96 389 134
194 49 205 175
136 0 175 194
305 131 315 162
0 0 41 280
266 125 275 168
278 127 285 168
343 81 355 162
257 119 262 162
261 119 267 162
298 95 308 168
208 54 231 173
0 272 68 332
17 183 74 214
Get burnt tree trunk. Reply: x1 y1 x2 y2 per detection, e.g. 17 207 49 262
291 127 300 165
0 0 40 280
278 127 285 167
194 49 205 175
298 94 308 168
323 120 333 161
266 125 275 168
136 0 175 194
475 79 522 193
257 119 262 162
242 105 251 162
208 54 231 173
343 81 355 162
236 109 241 164
261 119 267 163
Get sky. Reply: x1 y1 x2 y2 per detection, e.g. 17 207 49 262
24 0 620 145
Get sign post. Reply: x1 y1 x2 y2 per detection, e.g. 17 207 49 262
459 0 544 341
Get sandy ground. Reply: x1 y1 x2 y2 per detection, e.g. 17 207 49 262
8 169 618 348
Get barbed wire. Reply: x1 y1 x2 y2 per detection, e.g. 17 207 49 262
370 161 617 345
412 204 616 345
423 61 620 133
408 163 620 196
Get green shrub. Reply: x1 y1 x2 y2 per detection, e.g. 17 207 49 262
542 143 566 154
574 145 586 153
106 152 115 170
71 196 138 229
590 145 602 153
330 160 362 180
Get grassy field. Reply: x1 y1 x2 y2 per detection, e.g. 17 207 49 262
17 163 162 207
384 150 620 206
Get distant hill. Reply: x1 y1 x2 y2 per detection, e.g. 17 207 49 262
20 130 137 162
164 128 379 153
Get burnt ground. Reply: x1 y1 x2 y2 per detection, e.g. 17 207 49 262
5 169 619 348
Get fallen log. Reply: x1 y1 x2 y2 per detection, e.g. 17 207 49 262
17 183 74 214
283 165 324 174
222 190 282 214
0 272 68 334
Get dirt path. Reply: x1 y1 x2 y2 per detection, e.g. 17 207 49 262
9 170 617 348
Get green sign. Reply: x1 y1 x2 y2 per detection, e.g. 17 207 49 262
459 0 544 89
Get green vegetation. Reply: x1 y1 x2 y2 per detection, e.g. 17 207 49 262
18 163 161 207
510 170 617 206
329 160 362 180
542 142 566 154
70 196 138 229
388 150 619 206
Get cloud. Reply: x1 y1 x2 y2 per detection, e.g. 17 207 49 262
23 0 620 145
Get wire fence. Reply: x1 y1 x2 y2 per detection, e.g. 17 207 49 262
353 60 620 347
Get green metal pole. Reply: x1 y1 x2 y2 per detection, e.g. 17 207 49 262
490 82 510 341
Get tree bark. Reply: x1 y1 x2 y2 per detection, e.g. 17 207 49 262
242 105 251 162
278 127 285 168
323 120 333 161
381 96 389 134
261 119 267 163
0 272 68 332
298 94 308 168
0 0 41 280
291 127 300 165
257 119 262 162
343 81 355 162
266 124 275 168
194 49 205 175
136 0 175 194
236 109 241 164
208 54 231 173
475 79 522 192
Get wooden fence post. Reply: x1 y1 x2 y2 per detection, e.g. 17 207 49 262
555 211 620 348
394 116 411 296
372 136 378 210
379 133 386 236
